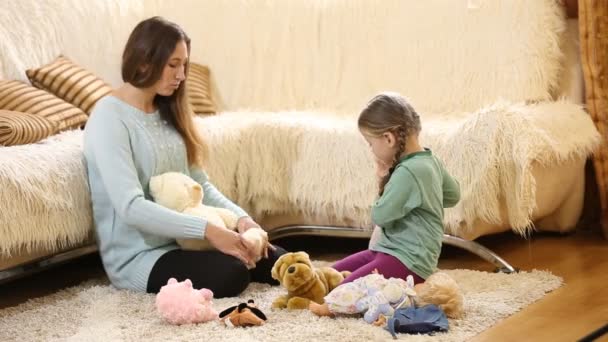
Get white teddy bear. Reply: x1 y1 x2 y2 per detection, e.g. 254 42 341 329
149 172 268 265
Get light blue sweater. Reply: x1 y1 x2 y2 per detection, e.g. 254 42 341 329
83 95 248 292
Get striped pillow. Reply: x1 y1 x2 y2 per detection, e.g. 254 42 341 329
0 110 59 146
26 55 112 115
187 63 217 114
0 80 88 131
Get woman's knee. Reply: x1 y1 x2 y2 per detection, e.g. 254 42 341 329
247 244 288 285
214 258 251 298
270 245 288 260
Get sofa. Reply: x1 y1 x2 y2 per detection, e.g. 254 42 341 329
0 0 602 281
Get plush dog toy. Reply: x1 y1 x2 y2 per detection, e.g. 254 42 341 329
219 299 267 327
155 278 218 325
271 251 349 310
149 172 268 263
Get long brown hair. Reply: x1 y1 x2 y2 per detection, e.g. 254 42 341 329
122 16 208 167
358 92 421 196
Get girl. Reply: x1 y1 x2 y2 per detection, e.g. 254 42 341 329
333 92 460 285
83 17 285 297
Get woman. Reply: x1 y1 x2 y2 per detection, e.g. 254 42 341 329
83 16 285 297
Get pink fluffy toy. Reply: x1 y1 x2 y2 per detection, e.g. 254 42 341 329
155 278 219 325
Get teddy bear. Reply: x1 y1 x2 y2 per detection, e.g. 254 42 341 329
270 251 350 310
155 278 218 325
149 172 268 263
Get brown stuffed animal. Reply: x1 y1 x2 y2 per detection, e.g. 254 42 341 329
219 300 267 327
271 251 349 310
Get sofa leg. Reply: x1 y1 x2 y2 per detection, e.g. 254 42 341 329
267 225 517 274
442 234 517 273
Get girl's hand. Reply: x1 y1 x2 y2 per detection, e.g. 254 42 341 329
369 224 382 248
205 223 255 268
375 157 391 178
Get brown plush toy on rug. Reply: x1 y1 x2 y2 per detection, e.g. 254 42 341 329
271 251 350 310
219 300 267 327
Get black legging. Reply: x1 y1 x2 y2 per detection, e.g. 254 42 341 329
146 245 287 297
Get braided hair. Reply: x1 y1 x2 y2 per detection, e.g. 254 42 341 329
358 92 421 196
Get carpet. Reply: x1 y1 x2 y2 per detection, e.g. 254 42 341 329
0 267 561 342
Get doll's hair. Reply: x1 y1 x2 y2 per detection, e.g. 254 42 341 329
358 92 421 195
416 272 464 319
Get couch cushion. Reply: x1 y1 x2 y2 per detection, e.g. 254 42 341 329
0 80 88 131
0 110 59 146
26 55 112 114
187 63 216 114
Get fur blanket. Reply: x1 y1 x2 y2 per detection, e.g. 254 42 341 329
0 130 92 256
0 101 600 255
198 101 600 236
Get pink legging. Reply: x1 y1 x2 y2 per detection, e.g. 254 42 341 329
333 249 425 284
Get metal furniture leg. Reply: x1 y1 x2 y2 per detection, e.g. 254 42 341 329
0 244 98 284
267 225 517 273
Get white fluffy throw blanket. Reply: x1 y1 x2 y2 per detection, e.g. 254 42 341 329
0 101 599 255
0 130 92 256
198 101 600 236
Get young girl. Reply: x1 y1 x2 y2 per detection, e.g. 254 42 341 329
333 92 460 285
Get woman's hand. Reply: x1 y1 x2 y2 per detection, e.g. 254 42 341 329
205 223 255 268
236 216 261 233
237 216 276 259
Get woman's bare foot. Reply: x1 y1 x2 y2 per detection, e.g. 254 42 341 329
309 302 334 317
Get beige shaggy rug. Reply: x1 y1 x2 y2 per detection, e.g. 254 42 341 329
0 268 561 342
